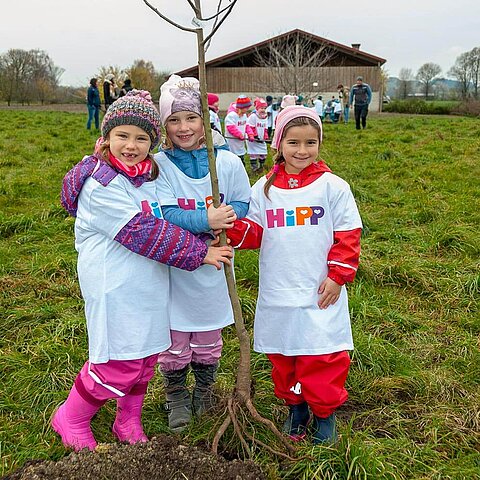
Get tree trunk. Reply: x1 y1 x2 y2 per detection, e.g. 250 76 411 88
194 1 251 404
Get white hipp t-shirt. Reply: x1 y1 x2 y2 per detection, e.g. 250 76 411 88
246 113 268 156
246 173 362 355
224 111 247 155
155 149 251 332
75 172 171 363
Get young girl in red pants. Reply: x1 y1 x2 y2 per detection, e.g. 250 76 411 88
227 106 362 444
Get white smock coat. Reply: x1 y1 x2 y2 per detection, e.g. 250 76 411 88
246 113 268 156
246 173 362 356
75 174 171 363
155 149 251 332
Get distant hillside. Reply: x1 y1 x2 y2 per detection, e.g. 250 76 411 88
387 76 461 98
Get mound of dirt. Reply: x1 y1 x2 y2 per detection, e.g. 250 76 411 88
4 435 265 480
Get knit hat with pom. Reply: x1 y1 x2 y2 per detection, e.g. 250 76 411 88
101 90 161 149
254 97 268 109
235 95 252 110
280 94 298 109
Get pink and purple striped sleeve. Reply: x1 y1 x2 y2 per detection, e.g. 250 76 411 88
114 212 208 271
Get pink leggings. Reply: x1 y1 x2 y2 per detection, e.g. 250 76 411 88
74 354 158 406
157 329 223 372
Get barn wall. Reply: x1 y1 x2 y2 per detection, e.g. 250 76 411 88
206 66 382 93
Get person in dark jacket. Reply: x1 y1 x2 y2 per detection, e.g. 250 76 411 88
103 74 118 111
86 78 101 130
349 76 372 130
119 79 133 97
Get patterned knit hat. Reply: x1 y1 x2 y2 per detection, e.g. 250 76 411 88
101 90 161 149
159 74 202 125
236 95 252 110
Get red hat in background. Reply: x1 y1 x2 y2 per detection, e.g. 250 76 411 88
254 97 268 109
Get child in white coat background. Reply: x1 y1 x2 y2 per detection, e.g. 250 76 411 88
227 106 362 444
224 94 252 165
155 75 251 432
54 90 232 451
246 97 269 173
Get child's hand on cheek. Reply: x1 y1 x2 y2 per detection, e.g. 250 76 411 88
317 277 341 309
207 204 237 230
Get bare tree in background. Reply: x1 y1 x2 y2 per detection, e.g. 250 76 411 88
253 30 335 98
448 53 471 100
143 0 296 460
467 47 480 99
0 49 63 105
124 59 169 101
397 67 414 100
416 62 441 100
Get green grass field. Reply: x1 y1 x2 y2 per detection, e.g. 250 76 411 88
0 111 479 479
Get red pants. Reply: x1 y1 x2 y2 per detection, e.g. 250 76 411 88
267 351 350 418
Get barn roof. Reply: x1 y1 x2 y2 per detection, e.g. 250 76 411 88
175 29 386 76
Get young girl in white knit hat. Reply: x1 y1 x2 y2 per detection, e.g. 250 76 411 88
53 90 232 451
155 75 251 432
227 105 362 445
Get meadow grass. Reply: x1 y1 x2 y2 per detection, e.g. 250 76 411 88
0 111 479 479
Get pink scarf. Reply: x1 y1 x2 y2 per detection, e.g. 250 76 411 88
108 151 151 177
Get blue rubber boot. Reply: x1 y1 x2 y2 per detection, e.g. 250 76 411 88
312 413 337 444
282 402 310 441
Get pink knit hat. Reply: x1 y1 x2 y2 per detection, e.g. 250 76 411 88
280 95 298 109
207 93 219 106
159 74 202 125
254 97 268 109
271 105 323 150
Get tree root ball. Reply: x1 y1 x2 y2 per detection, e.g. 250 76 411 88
4 435 266 480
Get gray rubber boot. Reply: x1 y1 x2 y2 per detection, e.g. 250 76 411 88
162 366 192 433
191 361 218 416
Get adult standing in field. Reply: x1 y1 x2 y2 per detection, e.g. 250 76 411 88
86 78 100 130
337 84 350 124
349 76 372 130
103 73 118 111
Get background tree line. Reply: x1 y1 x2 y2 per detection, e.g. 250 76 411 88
1 46 480 105
0 49 168 106
394 46 480 101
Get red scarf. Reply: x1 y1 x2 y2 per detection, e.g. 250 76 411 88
108 151 151 177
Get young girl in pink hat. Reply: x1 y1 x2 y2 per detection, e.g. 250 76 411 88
227 105 362 445
53 90 232 452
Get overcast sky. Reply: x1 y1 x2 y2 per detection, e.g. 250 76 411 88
2 0 479 86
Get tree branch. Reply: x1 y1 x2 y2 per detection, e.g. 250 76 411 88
202 0 238 45
142 0 197 33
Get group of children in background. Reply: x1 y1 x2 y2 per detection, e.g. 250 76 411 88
53 75 362 452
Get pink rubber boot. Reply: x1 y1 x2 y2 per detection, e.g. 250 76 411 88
112 393 148 444
51 385 103 451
